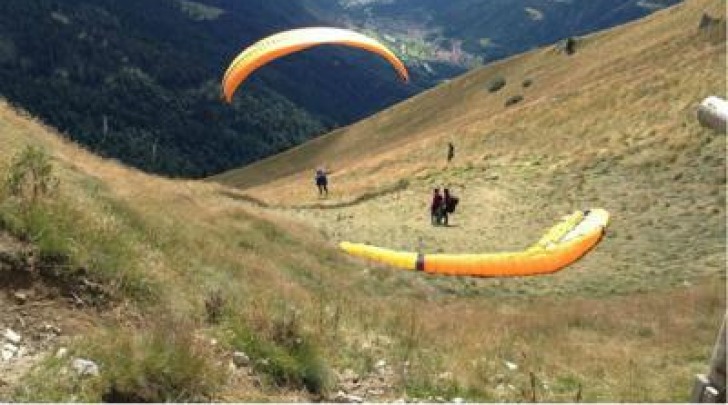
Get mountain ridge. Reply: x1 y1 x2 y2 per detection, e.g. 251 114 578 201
0 0 683 178
302 0 682 75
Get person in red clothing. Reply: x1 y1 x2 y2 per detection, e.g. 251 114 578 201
430 188 444 225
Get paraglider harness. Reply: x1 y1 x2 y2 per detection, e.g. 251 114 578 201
445 195 459 214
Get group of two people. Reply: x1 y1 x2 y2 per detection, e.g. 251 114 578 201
431 187 457 226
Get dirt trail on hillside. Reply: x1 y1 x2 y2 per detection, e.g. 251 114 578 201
287 173 541 254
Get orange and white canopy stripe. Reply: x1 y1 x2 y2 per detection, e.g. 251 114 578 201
222 27 409 103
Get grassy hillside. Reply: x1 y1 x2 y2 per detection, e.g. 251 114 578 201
209 0 726 398
305 0 682 65
211 0 726 299
0 0 725 402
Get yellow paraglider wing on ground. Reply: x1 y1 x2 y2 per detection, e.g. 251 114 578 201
339 209 609 277
222 27 410 103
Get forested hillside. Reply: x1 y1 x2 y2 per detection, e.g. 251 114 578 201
0 0 681 178
304 0 682 73
0 0 416 177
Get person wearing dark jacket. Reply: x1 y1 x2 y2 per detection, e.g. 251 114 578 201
442 188 453 226
431 188 444 225
315 168 328 196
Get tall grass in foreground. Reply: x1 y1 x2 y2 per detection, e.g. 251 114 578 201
0 144 156 302
222 305 331 396
15 316 225 402
383 280 726 402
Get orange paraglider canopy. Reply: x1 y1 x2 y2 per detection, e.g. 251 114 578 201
340 209 610 277
221 27 409 103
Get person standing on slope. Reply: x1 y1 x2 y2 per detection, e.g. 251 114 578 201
315 168 328 196
431 188 444 225
443 188 460 226
442 188 454 226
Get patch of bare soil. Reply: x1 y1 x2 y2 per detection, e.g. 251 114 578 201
0 231 105 400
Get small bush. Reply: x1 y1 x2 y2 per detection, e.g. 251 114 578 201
0 146 68 257
564 37 577 55
13 352 100 402
4 145 58 207
0 145 67 256
16 320 224 402
522 79 533 88
505 95 524 107
227 310 330 396
205 289 226 325
19 204 71 259
94 320 224 402
698 13 726 43
486 77 506 93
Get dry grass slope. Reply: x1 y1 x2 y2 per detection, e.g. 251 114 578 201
209 0 726 400
214 0 726 295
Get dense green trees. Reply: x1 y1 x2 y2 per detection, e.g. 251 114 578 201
0 0 415 177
